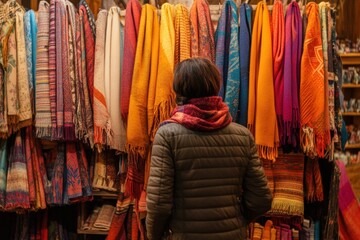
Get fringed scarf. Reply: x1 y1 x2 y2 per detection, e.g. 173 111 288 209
272 0 285 145
267 153 304 217
248 2 279 161
120 0 141 124
162 96 232 131
0 140 7 208
79 4 95 106
215 0 240 119
283 1 302 149
337 160 360 239
104 7 126 152
5 131 30 210
152 3 176 140
189 0 215 62
48 0 57 138
300 2 330 158
93 10 111 149
304 158 324 202
24 10 37 114
238 3 252 126
35 1 52 138
174 4 191 66
126 4 159 199
74 143 92 201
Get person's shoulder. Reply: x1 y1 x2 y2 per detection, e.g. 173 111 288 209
226 122 253 137
156 122 187 136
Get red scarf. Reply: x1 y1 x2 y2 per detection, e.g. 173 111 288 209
162 96 232 131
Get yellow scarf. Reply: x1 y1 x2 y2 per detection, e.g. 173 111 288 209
126 4 159 199
248 2 279 161
174 4 191 66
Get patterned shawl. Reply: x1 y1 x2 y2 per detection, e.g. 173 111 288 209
25 127 36 207
248 2 279 161
93 10 111 148
0 140 7 208
80 0 96 37
174 4 191 66
104 7 126 152
65 143 82 201
46 143 65 205
5 132 30 210
126 4 159 199
283 1 302 149
300 2 330 158
152 3 176 141
35 1 52 138
189 0 215 62
120 0 141 124
272 0 285 145
337 160 360 239
267 153 304 217
304 158 324 202
24 10 37 114
215 0 240 119
238 3 252 126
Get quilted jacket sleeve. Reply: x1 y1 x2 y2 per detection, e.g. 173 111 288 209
242 133 272 222
146 128 174 240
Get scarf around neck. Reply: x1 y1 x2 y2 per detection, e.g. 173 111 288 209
162 96 232 131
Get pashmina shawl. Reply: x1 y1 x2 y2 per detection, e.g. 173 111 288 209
189 0 215 62
126 4 159 199
174 4 191 66
120 0 141 124
35 1 52 138
215 0 240 119
283 1 302 149
248 2 279 161
300 2 330 158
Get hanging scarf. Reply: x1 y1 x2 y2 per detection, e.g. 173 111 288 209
162 96 232 131
215 0 240 120
189 0 215 62
5 131 30 210
300 2 330 158
104 7 126 152
49 0 57 139
77 143 92 199
152 3 176 140
25 128 36 208
283 1 302 149
93 10 111 148
238 3 252 126
65 143 82 201
0 140 7 208
174 4 191 66
248 2 279 161
126 4 159 199
35 1 51 138
79 5 95 106
24 10 37 114
80 0 96 37
120 0 141 124
272 0 285 144
304 158 324 202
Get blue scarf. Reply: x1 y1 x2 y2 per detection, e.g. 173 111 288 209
215 0 240 120
238 3 252 125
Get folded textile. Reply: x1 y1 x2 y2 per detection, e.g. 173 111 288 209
93 204 116 231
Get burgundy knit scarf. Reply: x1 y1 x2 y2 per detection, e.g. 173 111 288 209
162 96 232 131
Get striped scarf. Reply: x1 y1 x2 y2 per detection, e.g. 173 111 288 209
35 1 52 138
190 0 215 62
126 4 159 199
238 3 252 126
174 4 191 66
300 2 330 158
215 0 240 119
272 0 285 145
120 0 141 124
104 7 126 152
49 0 57 138
248 2 279 161
93 10 111 148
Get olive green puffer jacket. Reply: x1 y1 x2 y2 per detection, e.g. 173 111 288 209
146 122 272 240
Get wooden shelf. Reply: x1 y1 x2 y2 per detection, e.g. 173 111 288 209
345 143 360 149
77 229 108 235
342 112 360 116
92 190 118 199
339 53 360 65
343 84 360 88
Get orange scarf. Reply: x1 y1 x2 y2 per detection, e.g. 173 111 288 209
248 2 279 161
300 2 330 158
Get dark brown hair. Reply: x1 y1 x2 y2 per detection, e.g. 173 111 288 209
173 57 221 105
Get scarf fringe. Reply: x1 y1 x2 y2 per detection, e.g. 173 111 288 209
300 127 316 158
257 144 278 161
35 127 52 139
125 146 146 200
270 200 304 217
94 126 107 147
152 98 176 140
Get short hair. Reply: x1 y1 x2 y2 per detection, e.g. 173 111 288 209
173 57 221 105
